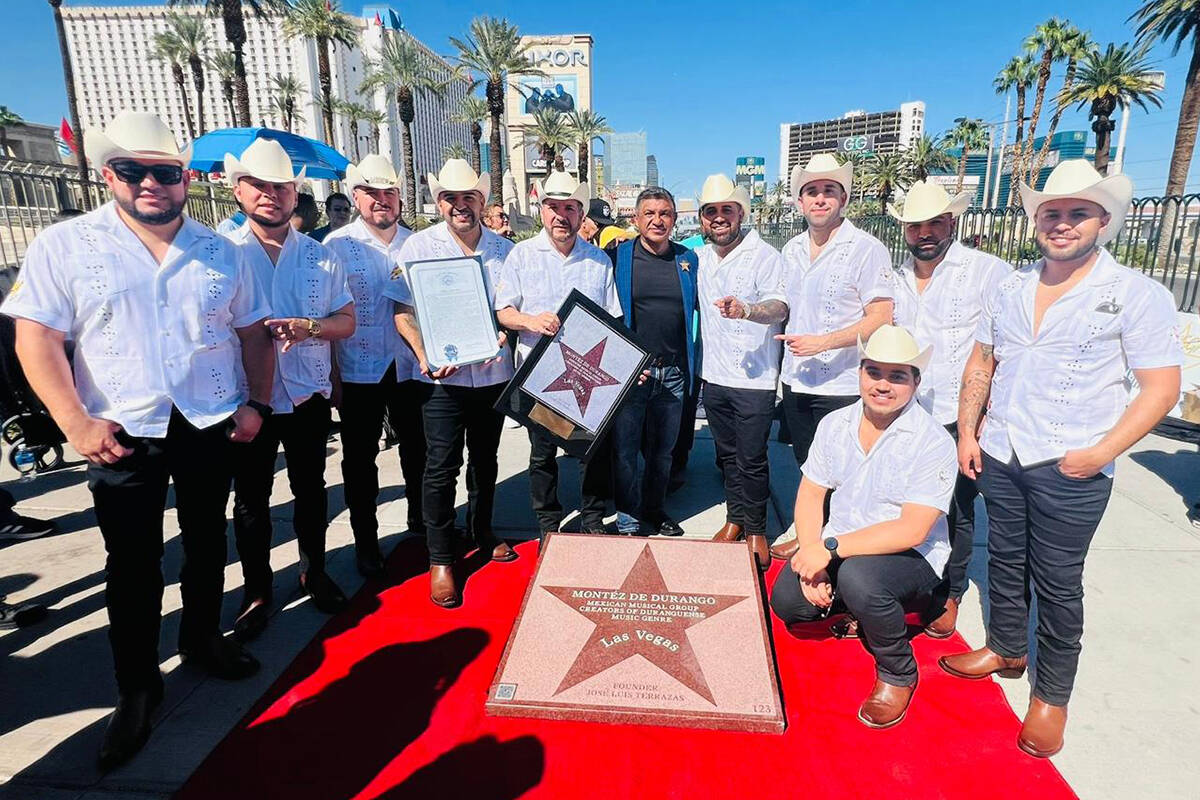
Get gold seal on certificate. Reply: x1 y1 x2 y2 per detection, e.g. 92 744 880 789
406 255 501 369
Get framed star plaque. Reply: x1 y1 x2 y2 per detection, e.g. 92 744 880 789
496 289 651 459
486 534 785 733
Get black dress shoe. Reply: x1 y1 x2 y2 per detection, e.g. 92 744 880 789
180 634 260 680
301 570 348 613
650 516 684 536
232 596 270 642
356 549 386 580
97 684 164 771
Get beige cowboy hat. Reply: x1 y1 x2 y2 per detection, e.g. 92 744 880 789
1019 159 1133 245
857 324 933 373
539 171 590 205
790 152 853 202
427 158 489 203
888 180 973 223
698 173 751 217
83 110 192 166
224 138 307 185
345 153 401 192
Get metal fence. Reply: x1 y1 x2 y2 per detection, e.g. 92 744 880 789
757 197 1200 313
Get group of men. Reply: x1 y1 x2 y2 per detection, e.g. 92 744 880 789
0 109 1183 770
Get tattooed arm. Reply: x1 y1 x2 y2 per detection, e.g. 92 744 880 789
713 297 789 324
957 342 996 479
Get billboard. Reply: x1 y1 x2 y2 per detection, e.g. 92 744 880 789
516 75 579 116
735 156 767 207
524 142 577 173
837 134 876 155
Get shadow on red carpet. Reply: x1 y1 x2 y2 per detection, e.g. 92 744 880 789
176 538 1076 800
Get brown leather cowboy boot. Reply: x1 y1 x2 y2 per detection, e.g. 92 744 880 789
938 647 1027 680
1018 697 1067 758
712 521 744 542
857 679 916 729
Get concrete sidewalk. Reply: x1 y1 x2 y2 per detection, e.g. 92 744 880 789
0 421 1196 799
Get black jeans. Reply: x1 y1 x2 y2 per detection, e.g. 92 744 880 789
779 386 857 468
0 487 14 522
339 362 427 550
702 382 775 534
612 365 686 531
943 423 980 600
420 382 505 566
86 408 234 695
528 427 610 534
233 394 332 600
770 551 941 686
978 452 1112 706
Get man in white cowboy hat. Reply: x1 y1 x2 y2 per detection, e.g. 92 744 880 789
323 153 426 580
695 173 788 570
495 171 621 543
942 160 1182 758
224 138 357 636
771 324 956 730
386 158 515 608
887 180 1013 639
0 110 276 768
772 153 895 561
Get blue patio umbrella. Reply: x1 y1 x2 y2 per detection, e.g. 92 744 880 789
188 127 350 180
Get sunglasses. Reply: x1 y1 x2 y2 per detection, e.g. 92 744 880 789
109 160 184 186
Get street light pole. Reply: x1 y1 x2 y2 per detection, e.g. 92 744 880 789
991 93 1011 209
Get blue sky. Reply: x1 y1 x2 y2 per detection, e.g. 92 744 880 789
4 0 1197 198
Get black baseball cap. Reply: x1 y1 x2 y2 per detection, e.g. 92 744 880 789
587 198 617 226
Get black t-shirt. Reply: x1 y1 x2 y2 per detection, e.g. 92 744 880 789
630 238 685 357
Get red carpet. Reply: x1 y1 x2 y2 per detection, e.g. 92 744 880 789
178 539 1076 800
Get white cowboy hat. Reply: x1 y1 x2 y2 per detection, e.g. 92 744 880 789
427 158 489 203
857 324 932 373
698 173 751 217
888 180 973 223
83 110 192 167
790 153 853 202
539 171 590 205
345 153 401 192
224 138 306 186
1019 159 1133 245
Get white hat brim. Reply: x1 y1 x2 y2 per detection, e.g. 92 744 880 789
857 334 933 373
887 190 973 223
84 129 192 168
541 180 590 205
790 162 853 201
345 162 402 193
224 152 306 186
1019 173 1133 246
428 170 490 205
699 186 752 218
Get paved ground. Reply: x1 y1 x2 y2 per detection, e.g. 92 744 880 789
0 419 1196 799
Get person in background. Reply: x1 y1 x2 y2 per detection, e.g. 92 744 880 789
581 198 617 245
312 191 352 242
290 192 320 236
483 203 515 240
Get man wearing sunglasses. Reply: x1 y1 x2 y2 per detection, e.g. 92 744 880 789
0 111 275 770
223 139 357 638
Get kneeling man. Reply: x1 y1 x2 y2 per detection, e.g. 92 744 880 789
770 325 956 729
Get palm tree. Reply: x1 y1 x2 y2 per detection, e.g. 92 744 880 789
527 108 571 172
151 29 196 139
1022 18 1073 186
270 74 305 133
946 118 989 194
362 108 386 152
361 30 447 216
443 142 470 161
763 179 788 225
1059 42 1164 174
450 16 545 201
170 1 288 128
49 0 89 194
1031 26 1096 179
165 13 210 136
859 153 911 215
335 99 369 161
207 51 239 125
566 109 612 184
1132 0 1200 198
0 106 21 159
282 0 358 145
903 134 955 181
994 54 1038 205
450 94 489 173
836 150 873 201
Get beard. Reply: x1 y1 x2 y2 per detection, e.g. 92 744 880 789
247 209 292 230
365 211 398 230
906 236 953 263
705 227 742 247
116 194 184 226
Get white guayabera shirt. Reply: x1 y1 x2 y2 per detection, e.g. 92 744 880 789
781 218 895 396
384 221 514 388
493 229 622 360
1 202 271 437
226 224 352 413
323 218 416 383
803 399 956 575
977 248 1184 477
696 229 788 390
891 241 1013 425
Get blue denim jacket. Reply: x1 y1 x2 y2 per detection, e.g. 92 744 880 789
613 237 700 383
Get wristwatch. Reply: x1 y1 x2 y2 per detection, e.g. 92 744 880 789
823 536 841 559
247 399 273 419
306 318 323 339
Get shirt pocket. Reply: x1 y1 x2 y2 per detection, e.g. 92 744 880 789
292 269 331 318
1071 308 1123 358
71 253 128 324
190 345 239 409
297 342 331 386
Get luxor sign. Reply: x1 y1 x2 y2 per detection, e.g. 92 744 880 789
526 48 588 68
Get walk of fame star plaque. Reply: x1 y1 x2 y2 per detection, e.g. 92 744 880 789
486 535 785 733
496 290 650 459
